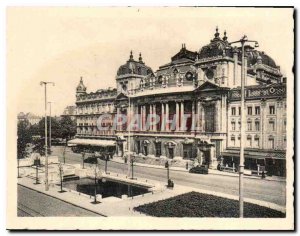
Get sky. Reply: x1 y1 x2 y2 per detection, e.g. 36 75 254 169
7 7 294 116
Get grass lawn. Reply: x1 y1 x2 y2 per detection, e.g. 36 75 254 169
134 191 285 218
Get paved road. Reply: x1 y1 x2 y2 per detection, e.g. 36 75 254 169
52 146 286 206
18 185 101 217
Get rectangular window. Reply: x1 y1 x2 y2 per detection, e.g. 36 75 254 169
205 105 215 132
238 107 241 115
268 138 275 149
269 120 275 131
231 107 236 116
255 121 260 131
269 105 275 115
246 136 252 147
238 121 241 131
231 121 236 131
247 121 252 131
247 107 253 115
231 137 236 146
254 137 260 148
255 106 260 115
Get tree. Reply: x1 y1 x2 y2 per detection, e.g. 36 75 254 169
17 120 32 159
32 138 51 156
60 116 76 142
38 117 62 138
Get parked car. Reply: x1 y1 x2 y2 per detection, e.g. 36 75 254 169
189 165 209 174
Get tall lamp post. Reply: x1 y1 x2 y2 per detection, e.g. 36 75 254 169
40 81 55 191
91 163 101 204
228 35 259 218
48 102 53 152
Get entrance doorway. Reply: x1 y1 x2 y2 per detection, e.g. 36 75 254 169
143 145 148 156
168 148 174 159
201 151 210 168
183 144 193 160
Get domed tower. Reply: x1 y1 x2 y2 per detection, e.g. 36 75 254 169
196 27 233 87
116 51 153 95
195 27 282 87
76 77 87 97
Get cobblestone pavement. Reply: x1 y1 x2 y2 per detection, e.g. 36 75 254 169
51 146 286 206
18 185 101 217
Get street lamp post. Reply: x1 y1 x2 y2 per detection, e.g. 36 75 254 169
58 162 65 193
35 164 39 184
82 152 85 169
130 158 134 180
48 102 53 152
92 163 100 204
228 35 259 218
105 152 108 174
165 161 169 183
33 157 40 185
40 81 55 191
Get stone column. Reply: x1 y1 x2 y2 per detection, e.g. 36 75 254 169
192 101 196 132
117 107 120 131
142 105 146 131
161 102 165 131
197 101 201 131
215 100 221 132
210 145 218 169
233 49 238 86
149 104 153 131
244 55 248 86
201 105 205 132
261 101 266 149
176 101 180 131
153 103 157 131
180 101 184 131
165 102 169 131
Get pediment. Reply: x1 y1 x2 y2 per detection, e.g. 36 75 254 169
194 81 220 92
116 92 128 100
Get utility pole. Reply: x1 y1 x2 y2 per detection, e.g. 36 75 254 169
228 36 259 218
40 81 55 191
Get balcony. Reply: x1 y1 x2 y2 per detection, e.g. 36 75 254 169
128 80 195 95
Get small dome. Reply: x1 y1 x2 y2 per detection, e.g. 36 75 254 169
199 28 278 69
199 28 232 59
76 77 86 93
117 51 153 76
240 49 277 68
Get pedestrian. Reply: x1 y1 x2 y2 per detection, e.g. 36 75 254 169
186 162 188 170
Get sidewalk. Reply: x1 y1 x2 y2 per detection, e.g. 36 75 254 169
18 175 186 217
18 173 285 216
111 157 286 182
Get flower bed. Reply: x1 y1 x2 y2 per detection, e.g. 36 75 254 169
134 191 285 218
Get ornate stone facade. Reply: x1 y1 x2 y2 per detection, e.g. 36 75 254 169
73 28 287 176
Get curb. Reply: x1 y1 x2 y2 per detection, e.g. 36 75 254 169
18 183 107 217
109 159 286 183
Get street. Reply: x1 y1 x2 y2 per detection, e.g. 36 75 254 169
51 146 286 206
18 185 100 217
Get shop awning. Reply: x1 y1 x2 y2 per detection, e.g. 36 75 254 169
67 138 116 147
221 151 286 160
